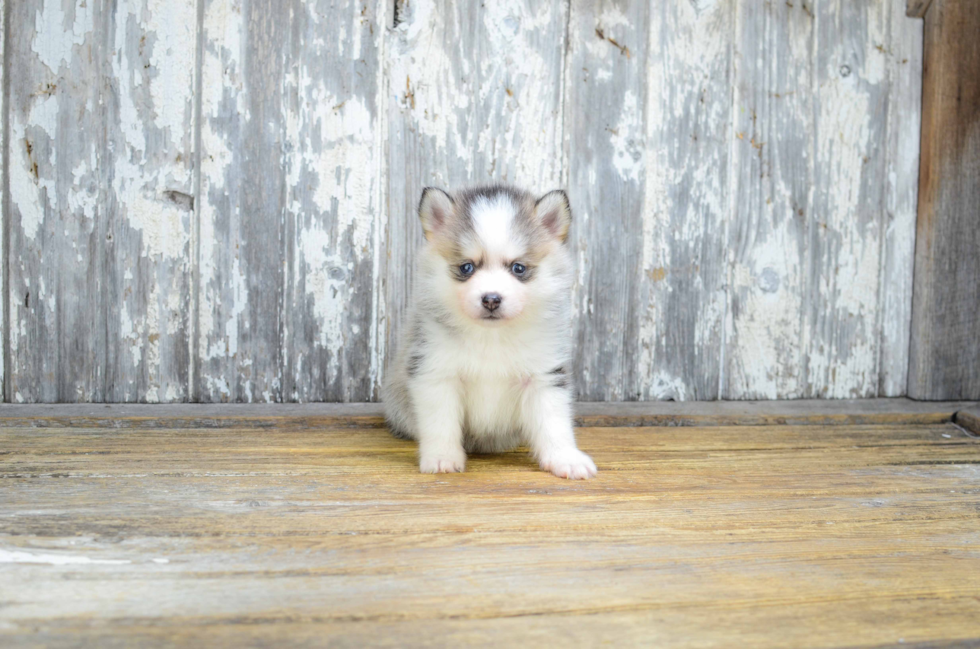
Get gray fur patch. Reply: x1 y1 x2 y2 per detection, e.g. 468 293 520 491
457 184 540 251
386 419 415 440
432 309 460 334
406 352 424 377
550 366 569 389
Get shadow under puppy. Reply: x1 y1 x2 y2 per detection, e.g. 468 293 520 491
384 185 597 479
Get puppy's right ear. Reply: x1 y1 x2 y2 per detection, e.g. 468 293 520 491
418 187 455 241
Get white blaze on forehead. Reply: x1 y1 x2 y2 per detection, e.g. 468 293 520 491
470 194 519 258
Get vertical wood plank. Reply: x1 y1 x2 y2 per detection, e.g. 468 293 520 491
725 0 905 399
197 0 286 402
6 0 109 402
877 6 922 397
563 0 649 401
198 0 387 402
385 0 567 366
908 0 980 400
280 0 387 402
803 0 892 398
634 1 733 400
725 0 813 399
0 0 6 402
105 0 197 401
6 0 196 403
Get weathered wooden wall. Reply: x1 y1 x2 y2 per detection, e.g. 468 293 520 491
1 0 923 403
907 0 980 400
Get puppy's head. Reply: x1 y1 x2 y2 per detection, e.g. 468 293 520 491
418 185 572 325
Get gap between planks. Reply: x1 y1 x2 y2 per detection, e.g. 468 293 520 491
0 398 977 430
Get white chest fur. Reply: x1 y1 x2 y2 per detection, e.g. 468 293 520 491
433 322 562 438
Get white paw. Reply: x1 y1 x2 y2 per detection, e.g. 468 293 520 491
539 447 597 480
419 448 467 474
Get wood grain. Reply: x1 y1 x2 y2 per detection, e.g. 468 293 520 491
725 0 814 399
197 0 387 402
278 0 387 402
634 0 733 400
105 0 197 402
0 0 929 403
5 0 196 403
6 0 109 401
805 0 891 398
725 0 921 399
2 415 979 647
0 0 5 401
878 6 923 397
908 0 980 400
563 0 649 400
196 0 287 402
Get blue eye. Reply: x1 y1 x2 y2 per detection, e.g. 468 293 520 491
511 262 527 276
459 262 475 277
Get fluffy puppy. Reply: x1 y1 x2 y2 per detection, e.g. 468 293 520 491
383 185 597 479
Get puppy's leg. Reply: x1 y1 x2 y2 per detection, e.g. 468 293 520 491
410 378 467 473
522 385 597 479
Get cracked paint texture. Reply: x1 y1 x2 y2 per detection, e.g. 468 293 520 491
2 0 921 402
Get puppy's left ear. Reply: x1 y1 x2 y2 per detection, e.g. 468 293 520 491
535 190 572 243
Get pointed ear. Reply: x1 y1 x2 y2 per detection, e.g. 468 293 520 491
418 187 455 241
535 190 572 243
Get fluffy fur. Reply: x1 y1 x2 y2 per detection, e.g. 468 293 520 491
383 184 597 479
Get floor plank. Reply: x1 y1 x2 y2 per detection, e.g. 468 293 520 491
1 416 979 647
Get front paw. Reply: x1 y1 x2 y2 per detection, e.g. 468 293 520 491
419 448 467 474
539 447 597 480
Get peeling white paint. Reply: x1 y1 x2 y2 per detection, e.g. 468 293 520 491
287 88 375 252
389 0 561 188
476 0 562 185
196 125 231 361
633 0 732 399
32 0 93 73
97 0 198 401
119 194 189 260
112 0 194 261
198 0 246 399
388 0 472 178
610 89 644 183
143 0 196 141
369 0 390 398
644 370 689 401
10 94 60 242
807 59 879 398
223 256 247 360
296 225 347 361
727 226 805 399
5 0 922 403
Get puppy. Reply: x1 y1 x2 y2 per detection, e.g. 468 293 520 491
383 185 597 479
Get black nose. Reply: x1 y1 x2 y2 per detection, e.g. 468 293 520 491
481 293 502 312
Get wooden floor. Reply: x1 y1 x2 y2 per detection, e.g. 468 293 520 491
2 401 980 648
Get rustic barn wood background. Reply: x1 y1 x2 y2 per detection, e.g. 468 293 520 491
1 0 925 403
